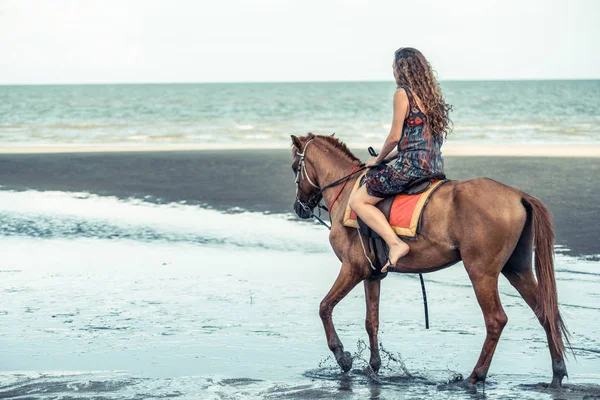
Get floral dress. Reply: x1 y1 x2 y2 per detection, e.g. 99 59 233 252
365 86 444 198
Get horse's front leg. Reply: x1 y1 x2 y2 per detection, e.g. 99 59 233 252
364 278 381 373
320 262 365 372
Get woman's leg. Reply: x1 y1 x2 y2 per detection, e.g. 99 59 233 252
349 185 409 272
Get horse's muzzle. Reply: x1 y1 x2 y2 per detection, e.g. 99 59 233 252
294 200 313 219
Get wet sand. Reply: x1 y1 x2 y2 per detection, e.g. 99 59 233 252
1 234 599 399
0 149 599 257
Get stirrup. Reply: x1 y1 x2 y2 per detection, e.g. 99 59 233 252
369 249 390 281
369 268 389 281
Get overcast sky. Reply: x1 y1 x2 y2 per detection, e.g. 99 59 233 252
1 0 599 84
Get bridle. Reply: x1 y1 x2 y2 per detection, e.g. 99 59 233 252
294 138 366 228
294 139 320 191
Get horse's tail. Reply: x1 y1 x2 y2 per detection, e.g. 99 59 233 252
521 193 571 359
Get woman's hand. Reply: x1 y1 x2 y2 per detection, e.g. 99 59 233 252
365 156 381 168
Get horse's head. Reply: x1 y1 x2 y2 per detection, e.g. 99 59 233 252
290 133 322 219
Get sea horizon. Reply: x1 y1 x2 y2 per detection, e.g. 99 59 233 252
2 77 600 86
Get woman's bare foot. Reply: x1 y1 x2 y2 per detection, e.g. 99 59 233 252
381 241 410 273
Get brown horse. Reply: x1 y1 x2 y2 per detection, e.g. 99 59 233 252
290 133 570 388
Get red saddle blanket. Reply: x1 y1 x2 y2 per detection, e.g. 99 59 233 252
343 172 445 238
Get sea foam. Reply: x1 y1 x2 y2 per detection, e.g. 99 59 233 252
0 189 330 253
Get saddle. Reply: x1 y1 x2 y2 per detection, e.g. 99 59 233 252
343 172 448 280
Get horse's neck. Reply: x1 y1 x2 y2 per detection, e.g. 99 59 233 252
312 146 359 212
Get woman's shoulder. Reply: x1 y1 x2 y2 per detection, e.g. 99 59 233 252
393 87 409 103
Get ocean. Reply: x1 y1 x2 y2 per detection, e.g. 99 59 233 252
1 81 600 399
1 80 599 148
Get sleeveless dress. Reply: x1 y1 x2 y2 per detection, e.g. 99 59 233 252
364 86 444 198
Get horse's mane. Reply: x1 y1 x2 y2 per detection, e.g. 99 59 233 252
310 133 362 164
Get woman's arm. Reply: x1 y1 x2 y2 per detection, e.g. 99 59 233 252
366 89 409 166
382 148 399 163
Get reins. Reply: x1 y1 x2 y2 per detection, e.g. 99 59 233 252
295 139 366 230
298 165 365 230
329 165 362 213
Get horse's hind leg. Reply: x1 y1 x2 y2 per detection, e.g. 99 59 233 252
320 262 366 372
364 279 381 373
465 271 508 385
459 194 524 385
502 213 567 388
503 269 567 388
503 267 568 387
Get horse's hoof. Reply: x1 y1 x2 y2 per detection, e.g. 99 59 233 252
549 359 567 389
548 377 564 389
370 356 381 374
366 368 381 384
460 378 477 393
336 351 353 373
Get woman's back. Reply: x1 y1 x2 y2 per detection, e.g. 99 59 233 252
395 85 444 179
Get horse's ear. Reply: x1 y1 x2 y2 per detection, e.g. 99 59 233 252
330 133 336 137
291 135 302 149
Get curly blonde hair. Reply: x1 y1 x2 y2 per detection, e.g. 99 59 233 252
394 47 453 139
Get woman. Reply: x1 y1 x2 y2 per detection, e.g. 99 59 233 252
349 47 452 273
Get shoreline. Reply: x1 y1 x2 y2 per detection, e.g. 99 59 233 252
1 149 599 257
1 143 600 157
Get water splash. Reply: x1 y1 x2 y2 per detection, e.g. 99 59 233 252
379 341 412 378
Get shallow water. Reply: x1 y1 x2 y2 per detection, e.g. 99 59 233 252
1 190 599 399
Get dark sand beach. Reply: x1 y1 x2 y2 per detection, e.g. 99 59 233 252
0 149 598 257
